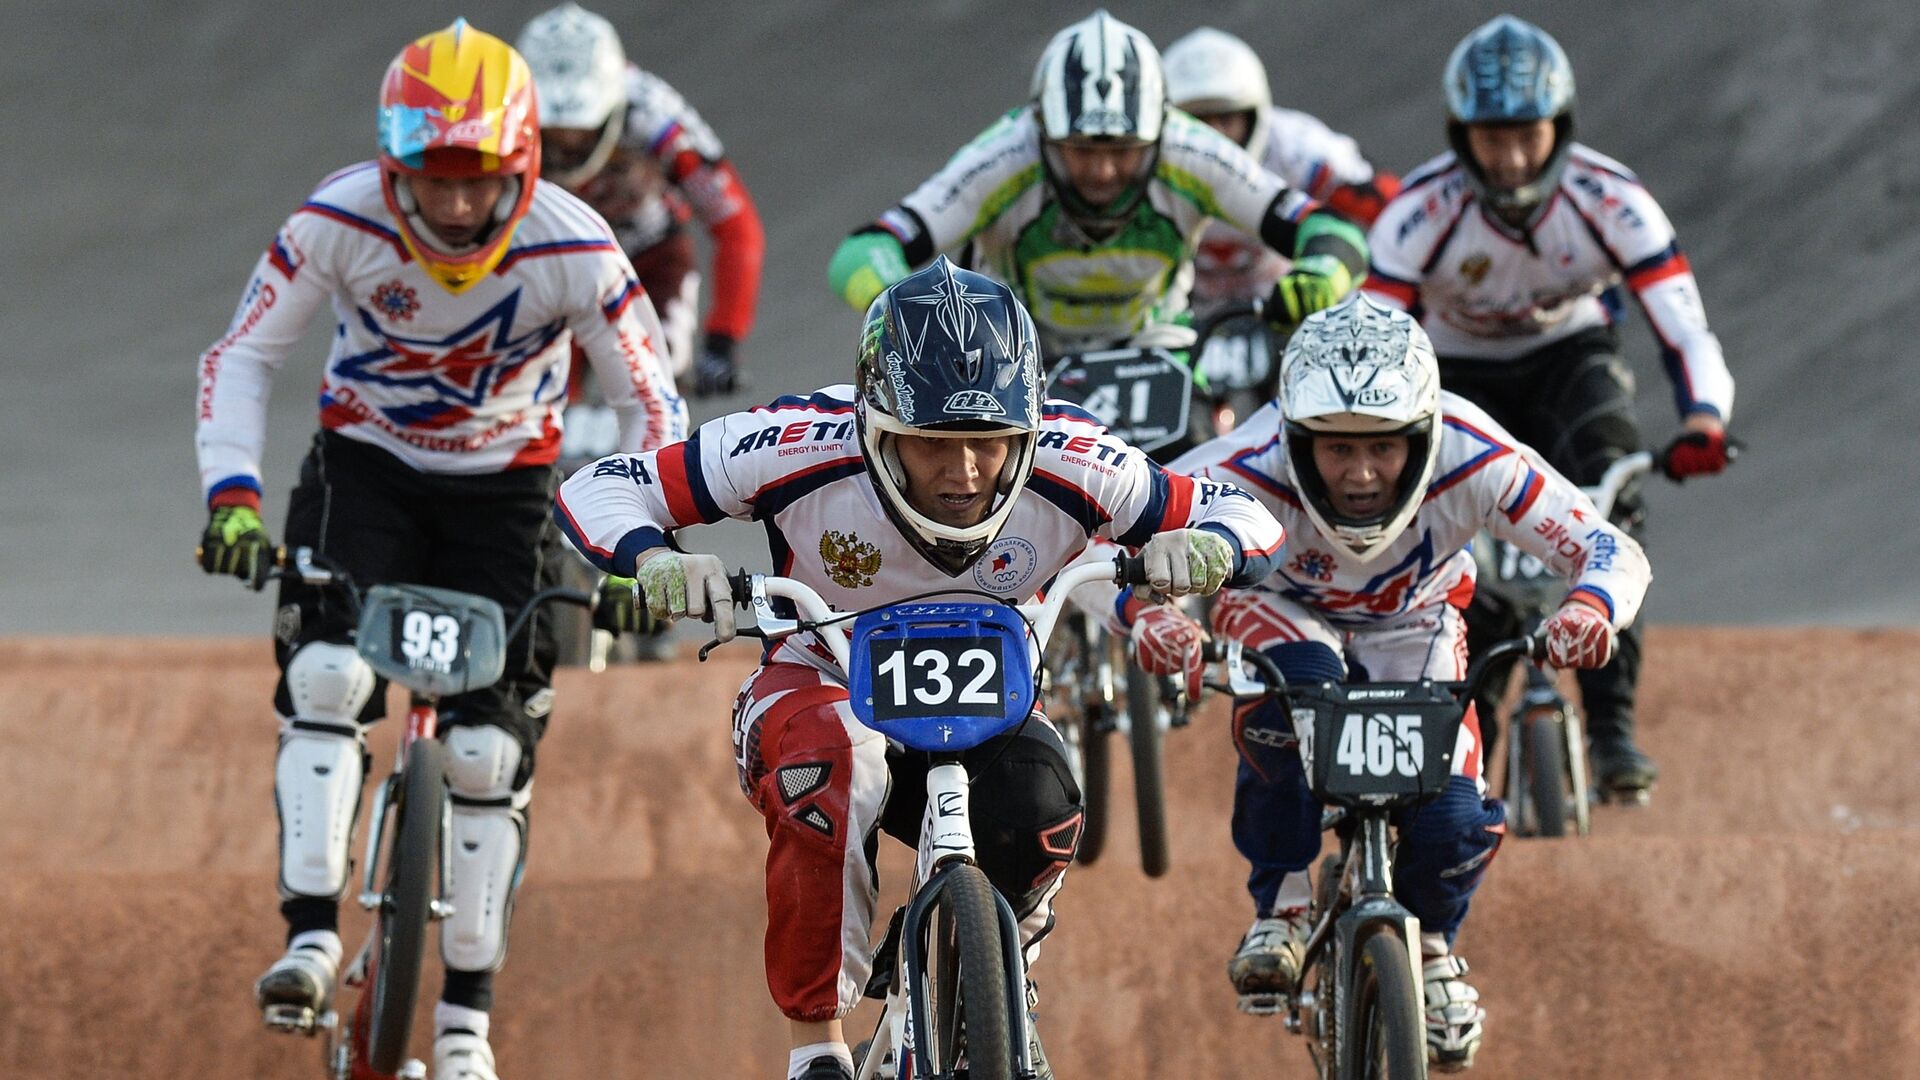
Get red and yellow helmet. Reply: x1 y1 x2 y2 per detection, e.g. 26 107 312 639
377 19 541 293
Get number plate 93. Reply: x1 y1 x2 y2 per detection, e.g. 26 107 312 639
846 602 1034 752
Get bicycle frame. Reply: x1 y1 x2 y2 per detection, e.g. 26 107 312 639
729 560 1121 1080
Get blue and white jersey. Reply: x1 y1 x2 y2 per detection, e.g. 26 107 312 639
1170 392 1650 632
554 385 1287 674
195 162 685 504
1364 144 1733 421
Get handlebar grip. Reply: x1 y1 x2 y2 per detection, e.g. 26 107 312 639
1117 554 1152 587
729 569 754 606
248 545 289 593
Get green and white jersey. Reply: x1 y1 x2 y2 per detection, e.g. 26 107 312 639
888 107 1316 354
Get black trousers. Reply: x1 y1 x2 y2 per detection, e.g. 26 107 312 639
1439 328 1645 747
273 430 565 767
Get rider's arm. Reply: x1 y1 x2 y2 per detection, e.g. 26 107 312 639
1481 446 1652 633
194 208 336 509
645 76 766 350
1053 405 1285 590
829 109 1037 311
565 245 687 453
1566 154 1734 423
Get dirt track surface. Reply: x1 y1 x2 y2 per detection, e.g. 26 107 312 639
5 629 1917 1078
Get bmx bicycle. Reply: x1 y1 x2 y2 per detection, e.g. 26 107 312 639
242 547 597 1079
1206 632 1543 1079
701 554 1148 1079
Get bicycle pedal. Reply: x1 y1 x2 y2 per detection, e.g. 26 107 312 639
1595 784 1653 807
1236 992 1286 1016
262 1003 319 1035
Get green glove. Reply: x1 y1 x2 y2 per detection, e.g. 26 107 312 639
198 505 271 581
1271 254 1355 327
828 231 910 312
592 575 655 636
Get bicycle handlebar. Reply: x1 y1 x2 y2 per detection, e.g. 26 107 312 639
1202 632 1545 710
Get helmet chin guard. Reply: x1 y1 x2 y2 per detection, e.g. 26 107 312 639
1278 296 1443 563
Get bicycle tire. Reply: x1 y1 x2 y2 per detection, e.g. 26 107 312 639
921 865 1013 1080
366 738 446 1074
1075 708 1113 864
1525 709 1569 838
1125 669 1170 878
1337 929 1427 1080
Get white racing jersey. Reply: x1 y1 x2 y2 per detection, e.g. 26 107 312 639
882 107 1317 352
1170 393 1651 632
1363 145 1732 420
554 386 1287 675
195 162 685 504
1192 106 1378 308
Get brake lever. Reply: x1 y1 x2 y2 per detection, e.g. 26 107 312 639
698 625 770 662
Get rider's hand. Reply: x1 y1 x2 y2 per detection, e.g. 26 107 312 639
828 230 911 312
1542 596 1616 670
1139 528 1235 597
634 549 736 642
691 335 740 398
198 505 271 582
592 575 656 636
1270 254 1354 327
1662 415 1731 481
1129 603 1208 701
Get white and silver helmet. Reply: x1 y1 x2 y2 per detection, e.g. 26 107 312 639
517 3 629 188
1162 27 1272 153
1279 295 1442 562
1031 10 1166 232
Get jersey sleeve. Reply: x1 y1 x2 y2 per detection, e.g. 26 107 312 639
1480 449 1652 631
566 252 687 453
644 75 765 345
1033 405 1285 587
1575 170 1733 421
194 209 336 507
896 109 1045 256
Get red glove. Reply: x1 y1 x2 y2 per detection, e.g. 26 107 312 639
1542 596 1617 669
1129 604 1208 701
1663 427 1731 480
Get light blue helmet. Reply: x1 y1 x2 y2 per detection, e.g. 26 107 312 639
1443 15 1575 225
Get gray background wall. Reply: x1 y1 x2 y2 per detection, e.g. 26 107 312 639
5 0 1916 633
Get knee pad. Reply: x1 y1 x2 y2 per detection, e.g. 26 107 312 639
442 726 530 973
970 733 1084 912
285 641 377 724
275 717 367 900
1235 642 1345 781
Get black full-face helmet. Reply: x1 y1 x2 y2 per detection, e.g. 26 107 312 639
855 257 1044 575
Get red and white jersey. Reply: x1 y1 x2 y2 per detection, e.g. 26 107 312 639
1170 392 1650 632
1363 144 1733 421
555 387 1286 674
195 162 685 505
1192 106 1378 308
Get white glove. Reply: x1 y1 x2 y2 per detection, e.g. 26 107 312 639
1138 528 1234 597
634 550 736 642
1541 599 1615 669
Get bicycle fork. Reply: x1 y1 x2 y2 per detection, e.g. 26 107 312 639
865 762 1038 1080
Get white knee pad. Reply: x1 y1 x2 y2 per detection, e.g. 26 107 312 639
442 726 531 973
285 641 377 723
275 717 366 900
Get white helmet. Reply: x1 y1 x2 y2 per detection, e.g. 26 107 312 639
1162 27 1272 152
1032 10 1166 144
1279 295 1442 563
516 3 629 188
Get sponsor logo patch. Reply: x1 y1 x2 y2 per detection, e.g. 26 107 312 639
820 530 883 589
972 536 1039 593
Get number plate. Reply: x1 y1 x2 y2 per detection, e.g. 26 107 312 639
1193 317 1275 392
356 584 508 698
1289 681 1466 808
1045 347 1192 452
847 602 1034 752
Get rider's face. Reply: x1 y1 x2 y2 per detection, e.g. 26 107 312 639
1054 140 1152 208
540 127 602 189
895 434 1014 528
1311 435 1410 520
409 174 508 249
1465 119 1557 190
1194 110 1254 148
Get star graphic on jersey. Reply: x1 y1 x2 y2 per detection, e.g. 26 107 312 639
1284 531 1443 618
334 289 566 408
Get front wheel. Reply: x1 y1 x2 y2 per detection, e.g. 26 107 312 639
365 738 446 1075
1124 668 1170 878
1524 709 1570 838
920 866 1014 1080
1337 929 1428 1080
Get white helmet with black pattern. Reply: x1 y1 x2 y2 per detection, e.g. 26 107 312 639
517 3 630 188
1031 9 1166 231
1279 294 1443 562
